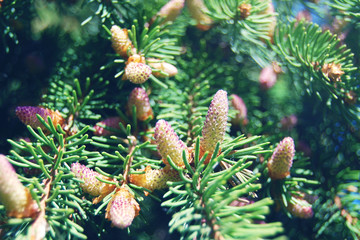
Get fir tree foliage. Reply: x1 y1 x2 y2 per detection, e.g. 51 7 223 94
272 19 359 122
1 0 360 239
328 0 360 27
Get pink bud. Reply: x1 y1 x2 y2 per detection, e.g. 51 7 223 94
71 163 116 203
230 94 248 126
259 66 277 90
154 120 189 168
287 197 313 219
280 114 298 131
267 137 295 180
200 90 228 162
127 88 154 121
94 117 125 136
0 154 38 218
105 187 140 229
16 106 64 130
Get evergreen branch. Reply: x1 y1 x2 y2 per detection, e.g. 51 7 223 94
272 20 359 122
162 135 282 239
328 0 360 27
206 0 275 59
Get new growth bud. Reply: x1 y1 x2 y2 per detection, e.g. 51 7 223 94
94 117 125 136
287 197 313 219
267 137 295 180
321 62 344 82
105 187 140 229
230 94 248 126
259 65 277 90
71 162 116 204
154 120 190 168
15 106 64 131
187 0 213 30
127 88 154 121
200 90 228 163
147 58 178 78
155 0 184 24
238 3 252 19
111 25 133 58
0 154 38 218
130 165 180 194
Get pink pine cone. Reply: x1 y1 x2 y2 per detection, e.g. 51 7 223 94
71 162 115 201
154 119 189 168
128 88 154 121
125 62 152 84
94 117 124 136
268 137 295 180
0 154 38 218
15 106 64 130
200 90 228 155
16 106 51 129
105 187 140 229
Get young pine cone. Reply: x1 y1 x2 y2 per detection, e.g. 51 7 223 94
154 119 190 168
129 165 180 194
267 137 295 180
105 187 140 229
153 0 184 24
0 154 38 218
127 88 154 121
71 162 116 204
200 90 228 163
16 106 64 131
111 25 133 58
187 0 213 31
124 62 152 84
94 117 125 136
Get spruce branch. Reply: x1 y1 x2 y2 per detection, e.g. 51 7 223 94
162 138 283 239
205 0 276 60
272 20 359 122
328 0 360 27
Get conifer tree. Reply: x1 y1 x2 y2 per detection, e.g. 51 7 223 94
0 0 359 239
